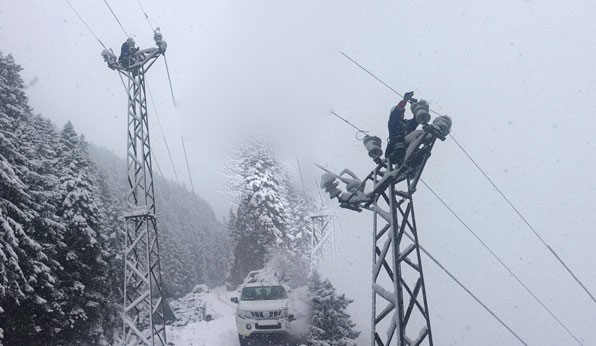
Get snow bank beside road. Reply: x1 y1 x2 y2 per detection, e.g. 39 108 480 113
167 287 240 346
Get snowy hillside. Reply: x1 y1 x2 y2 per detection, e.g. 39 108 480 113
0 53 360 345
90 145 230 296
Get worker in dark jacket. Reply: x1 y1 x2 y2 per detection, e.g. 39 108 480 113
385 91 419 166
118 37 137 68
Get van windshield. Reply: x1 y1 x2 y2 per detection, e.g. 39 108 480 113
240 285 287 301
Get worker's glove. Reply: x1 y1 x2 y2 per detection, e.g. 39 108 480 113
403 91 415 101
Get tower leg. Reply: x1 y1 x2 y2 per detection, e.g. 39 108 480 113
371 164 432 346
122 70 167 346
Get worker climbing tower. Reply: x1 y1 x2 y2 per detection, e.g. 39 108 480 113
102 31 168 346
319 96 452 346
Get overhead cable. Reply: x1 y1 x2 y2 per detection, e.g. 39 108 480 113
330 108 583 344
340 52 404 98
64 0 107 49
329 110 368 140
102 0 129 37
146 81 181 185
130 0 177 107
448 133 596 306
339 50 596 308
163 54 177 107
407 232 529 346
180 136 196 195
419 179 583 345
151 151 164 178
135 0 155 32
324 112 532 345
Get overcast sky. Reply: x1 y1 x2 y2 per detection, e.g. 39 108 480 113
1 0 596 345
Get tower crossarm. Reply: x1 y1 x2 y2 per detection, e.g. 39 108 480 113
101 29 167 73
337 124 445 212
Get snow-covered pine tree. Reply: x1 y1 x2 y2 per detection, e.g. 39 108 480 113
0 51 67 345
1 51 225 344
95 167 127 344
156 179 218 296
54 124 109 343
307 271 360 346
225 209 238 289
89 144 228 297
228 137 289 285
12 113 73 343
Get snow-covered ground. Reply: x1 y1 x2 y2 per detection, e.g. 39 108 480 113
166 286 309 346
167 286 241 346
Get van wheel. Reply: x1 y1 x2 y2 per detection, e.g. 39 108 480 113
238 334 249 346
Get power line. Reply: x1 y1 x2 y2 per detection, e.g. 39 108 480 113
152 151 165 178
102 0 129 37
135 0 155 32
146 81 181 185
64 0 129 98
64 0 107 49
116 72 128 92
130 0 177 107
331 109 583 344
419 179 583 345
324 110 548 345
329 110 368 139
339 50 596 308
447 133 596 306
407 232 529 346
180 136 196 195
163 54 177 106
340 52 404 98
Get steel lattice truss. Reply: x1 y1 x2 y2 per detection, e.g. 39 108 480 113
320 121 450 346
103 32 168 346
310 214 337 271
369 168 432 346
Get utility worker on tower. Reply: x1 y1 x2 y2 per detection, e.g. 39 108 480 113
385 91 419 166
118 37 138 68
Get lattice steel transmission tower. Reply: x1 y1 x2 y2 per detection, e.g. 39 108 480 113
310 214 338 272
102 31 168 346
319 100 451 346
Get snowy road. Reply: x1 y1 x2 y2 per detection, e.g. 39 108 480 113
167 287 241 346
167 287 304 346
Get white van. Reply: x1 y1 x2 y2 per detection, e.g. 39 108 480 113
231 282 295 345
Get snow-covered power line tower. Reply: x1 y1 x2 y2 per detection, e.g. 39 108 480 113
319 97 452 346
310 214 338 271
102 31 168 346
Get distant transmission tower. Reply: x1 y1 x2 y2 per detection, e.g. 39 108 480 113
309 214 338 272
102 31 168 346
319 100 451 346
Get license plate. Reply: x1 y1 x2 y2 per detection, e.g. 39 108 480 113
258 320 278 326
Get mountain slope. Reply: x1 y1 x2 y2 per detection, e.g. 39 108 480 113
89 145 230 297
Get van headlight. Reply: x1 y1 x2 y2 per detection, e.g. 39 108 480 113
237 310 252 319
